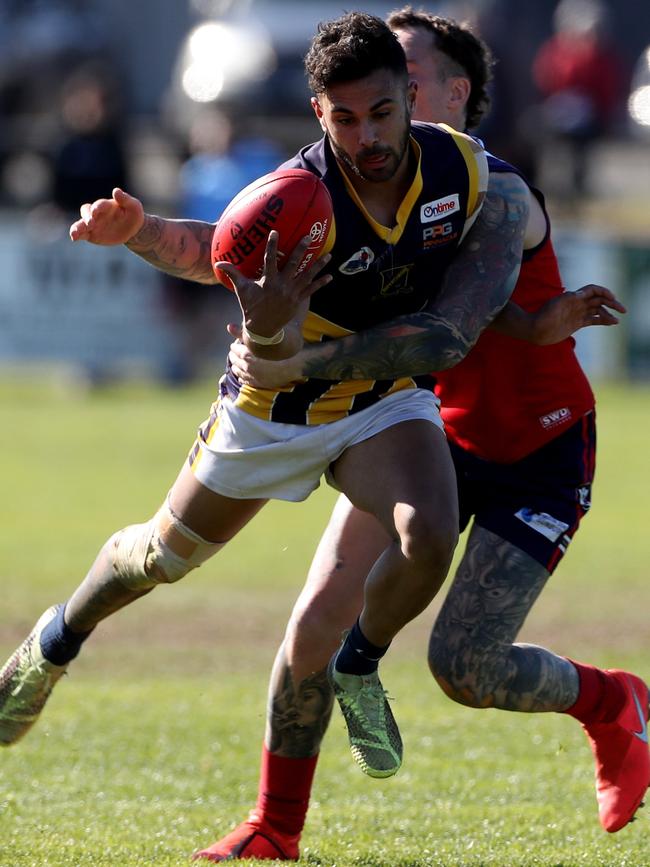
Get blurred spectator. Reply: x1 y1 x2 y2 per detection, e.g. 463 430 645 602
177 106 283 221
531 0 627 199
0 0 108 114
51 64 131 216
161 106 283 383
0 0 113 200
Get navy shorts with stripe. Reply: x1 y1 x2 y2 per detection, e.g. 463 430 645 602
450 412 596 573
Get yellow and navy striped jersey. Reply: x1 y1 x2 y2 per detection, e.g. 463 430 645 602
222 121 488 425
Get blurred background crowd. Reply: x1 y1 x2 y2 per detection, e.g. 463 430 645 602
0 0 648 384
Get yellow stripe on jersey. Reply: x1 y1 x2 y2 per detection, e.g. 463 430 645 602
436 124 488 218
230 372 421 425
337 139 424 246
304 378 418 424
302 310 354 344
321 217 336 256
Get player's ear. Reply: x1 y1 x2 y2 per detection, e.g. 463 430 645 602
449 76 470 111
407 80 418 116
311 96 327 132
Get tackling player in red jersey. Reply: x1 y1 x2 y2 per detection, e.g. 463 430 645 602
196 9 644 862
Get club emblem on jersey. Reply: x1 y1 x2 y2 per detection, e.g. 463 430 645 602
374 264 414 298
339 246 375 275
420 194 460 223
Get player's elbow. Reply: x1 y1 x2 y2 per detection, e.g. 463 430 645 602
431 334 477 371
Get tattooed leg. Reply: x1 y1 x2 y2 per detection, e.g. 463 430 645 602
428 525 579 713
266 642 335 758
264 495 385 756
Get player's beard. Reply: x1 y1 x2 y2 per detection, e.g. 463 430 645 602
331 122 411 183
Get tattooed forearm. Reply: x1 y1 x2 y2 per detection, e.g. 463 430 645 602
300 311 466 379
266 644 334 757
126 215 217 283
299 172 529 381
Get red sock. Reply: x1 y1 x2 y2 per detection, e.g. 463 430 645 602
255 746 318 836
564 660 627 725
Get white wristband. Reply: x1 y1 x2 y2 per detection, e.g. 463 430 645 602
244 326 285 346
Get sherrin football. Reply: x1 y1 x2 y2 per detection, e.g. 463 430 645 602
211 168 333 290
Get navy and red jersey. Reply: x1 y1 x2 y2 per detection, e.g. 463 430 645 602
435 153 595 464
222 122 488 425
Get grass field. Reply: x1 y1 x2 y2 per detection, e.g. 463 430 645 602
1 375 649 866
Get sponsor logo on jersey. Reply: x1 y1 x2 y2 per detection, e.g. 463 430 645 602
514 508 570 542
423 221 458 249
539 407 572 429
339 246 375 275
420 194 460 223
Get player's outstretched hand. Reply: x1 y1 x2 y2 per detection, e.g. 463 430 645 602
69 187 145 246
531 284 627 345
216 230 332 339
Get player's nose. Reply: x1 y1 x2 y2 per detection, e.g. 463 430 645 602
357 120 379 148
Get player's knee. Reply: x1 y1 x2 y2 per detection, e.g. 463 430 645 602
110 502 224 591
290 596 353 659
427 634 464 705
427 631 497 709
395 505 458 574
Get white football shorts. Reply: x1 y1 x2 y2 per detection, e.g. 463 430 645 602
190 388 443 502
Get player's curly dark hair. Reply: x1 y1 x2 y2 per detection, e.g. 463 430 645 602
386 6 494 129
305 11 408 94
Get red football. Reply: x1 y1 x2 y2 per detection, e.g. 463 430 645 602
211 168 333 290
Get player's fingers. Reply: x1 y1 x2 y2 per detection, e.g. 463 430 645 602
584 296 627 317
89 199 113 225
599 295 627 314
228 339 249 360
69 218 88 241
79 202 93 224
215 261 244 290
576 284 627 314
592 309 619 326
300 251 331 281
226 322 243 339
228 351 254 384
293 252 332 299
262 230 280 277
285 234 312 275
299 269 333 301
228 358 248 382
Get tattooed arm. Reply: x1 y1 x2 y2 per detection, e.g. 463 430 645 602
229 173 529 387
125 216 216 283
300 173 527 379
69 187 217 284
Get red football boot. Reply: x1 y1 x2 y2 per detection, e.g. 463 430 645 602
582 670 650 832
192 813 300 862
